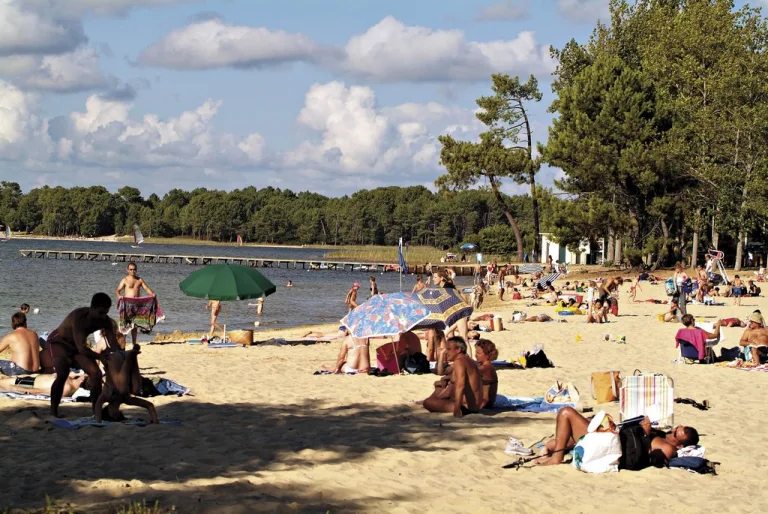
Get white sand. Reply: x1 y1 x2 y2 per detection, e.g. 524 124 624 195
0 280 765 512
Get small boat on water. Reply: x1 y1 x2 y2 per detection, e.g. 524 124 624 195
131 224 144 249
0 223 10 242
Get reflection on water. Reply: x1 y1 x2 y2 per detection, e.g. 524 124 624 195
0 239 468 336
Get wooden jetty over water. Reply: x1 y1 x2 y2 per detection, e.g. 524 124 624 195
18 249 476 275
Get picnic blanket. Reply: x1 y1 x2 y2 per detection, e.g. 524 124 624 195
48 417 182 430
118 296 164 335
491 395 576 413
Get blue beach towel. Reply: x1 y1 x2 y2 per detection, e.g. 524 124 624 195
48 417 182 430
207 342 239 348
491 395 576 413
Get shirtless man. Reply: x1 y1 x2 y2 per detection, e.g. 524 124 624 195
331 336 370 374
412 275 427 294
423 337 483 418
48 293 120 418
115 263 156 344
739 311 768 363
344 282 360 310
731 275 746 306
0 312 40 375
534 407 699 466
0 373 86 397
206 300 223 338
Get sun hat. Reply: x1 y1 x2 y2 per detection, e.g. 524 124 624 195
352 282 360 289
748 312 764 326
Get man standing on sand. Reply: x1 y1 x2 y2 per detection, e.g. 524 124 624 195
48 293 120 418
423 337 483 418
345 282 360 311
206 299 223 338
0 312 40 375
115 263 156 344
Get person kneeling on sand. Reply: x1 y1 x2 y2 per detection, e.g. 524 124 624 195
661 298 682 323
533 407 699 466
0 373 86 397
586 299 607 324
95 344 158 424
423 337 483 418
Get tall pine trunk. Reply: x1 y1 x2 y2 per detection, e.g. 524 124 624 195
490 178 524 262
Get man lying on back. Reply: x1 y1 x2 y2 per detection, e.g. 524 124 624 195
0 312 40 375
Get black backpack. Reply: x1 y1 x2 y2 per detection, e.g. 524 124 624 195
619 424 650 471
404 352 430 374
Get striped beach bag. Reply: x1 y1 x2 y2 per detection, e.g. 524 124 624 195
619 370 674 428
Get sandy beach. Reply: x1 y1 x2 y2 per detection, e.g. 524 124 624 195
0 278 765 513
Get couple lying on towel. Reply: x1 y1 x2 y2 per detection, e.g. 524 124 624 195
422 338 498 417
532 407 699 467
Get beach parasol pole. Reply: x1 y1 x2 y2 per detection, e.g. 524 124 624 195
398 237 406 292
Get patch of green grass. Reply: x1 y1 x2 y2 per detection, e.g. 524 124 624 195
114 500 175 514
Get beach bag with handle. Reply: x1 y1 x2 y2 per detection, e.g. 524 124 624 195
572 411 621 473
619 370 674 428
591 371 621 403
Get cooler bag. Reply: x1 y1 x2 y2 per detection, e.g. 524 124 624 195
619 370 674 428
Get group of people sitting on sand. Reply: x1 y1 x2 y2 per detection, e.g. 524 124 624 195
0 293 158 423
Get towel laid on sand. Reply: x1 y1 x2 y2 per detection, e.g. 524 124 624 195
118 296 165 335
0 377 190 402
490 395 576 413
48 417 182 430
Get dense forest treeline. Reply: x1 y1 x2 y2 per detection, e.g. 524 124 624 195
0 181 563 256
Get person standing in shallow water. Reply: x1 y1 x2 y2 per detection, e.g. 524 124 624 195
345 283 360 311
369 276 379 297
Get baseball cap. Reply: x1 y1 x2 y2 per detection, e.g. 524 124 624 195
748 312 764 326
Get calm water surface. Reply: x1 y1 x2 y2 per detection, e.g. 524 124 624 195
0 239 469 337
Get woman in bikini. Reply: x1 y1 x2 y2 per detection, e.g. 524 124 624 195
474 340 498 408
332 336 370 374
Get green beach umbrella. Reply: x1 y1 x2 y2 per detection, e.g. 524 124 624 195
179 264 277 301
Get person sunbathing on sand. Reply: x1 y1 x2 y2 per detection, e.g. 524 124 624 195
423 337 483 418
0 373 85 397
520 313 552 323
534 407 699 466
331 336 370 374
474 340 498 408
0 312 41 375
95 343 158 424
739 311 768 363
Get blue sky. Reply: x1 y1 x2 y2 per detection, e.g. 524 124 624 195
0 0 760 197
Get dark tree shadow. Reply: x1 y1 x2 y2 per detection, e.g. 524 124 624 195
0 398 531 512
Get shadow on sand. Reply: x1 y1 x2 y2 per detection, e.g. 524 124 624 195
0 397 532 512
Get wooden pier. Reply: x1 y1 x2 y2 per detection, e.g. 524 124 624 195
18 249 476 275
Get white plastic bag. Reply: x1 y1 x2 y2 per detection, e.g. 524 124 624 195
572 431 621 473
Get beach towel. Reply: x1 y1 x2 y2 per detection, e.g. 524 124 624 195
207 342 239 348
675 328 708 360
0 378 190 401
0 391 80 402
117 296 165 335
48 417 182 430
491 395 576 413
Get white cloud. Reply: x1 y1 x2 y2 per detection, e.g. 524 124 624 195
474 1 530 22
21 0 196 18
557 0 611 23
340 16 554 81
138 16 554 81
282 81 483 179
139 19 327 70
0 0 86 56
0 46 106 92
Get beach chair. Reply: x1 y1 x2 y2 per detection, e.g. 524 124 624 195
619 371 674 428
676 323 721 364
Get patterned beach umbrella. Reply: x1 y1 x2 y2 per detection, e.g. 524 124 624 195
536 272 562 288
341 292 430 339
413 287 473 330
518 264 544 274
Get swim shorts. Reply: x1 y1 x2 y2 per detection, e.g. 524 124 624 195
0 360 34 376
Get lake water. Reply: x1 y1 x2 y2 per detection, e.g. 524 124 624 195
0 239 470 337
